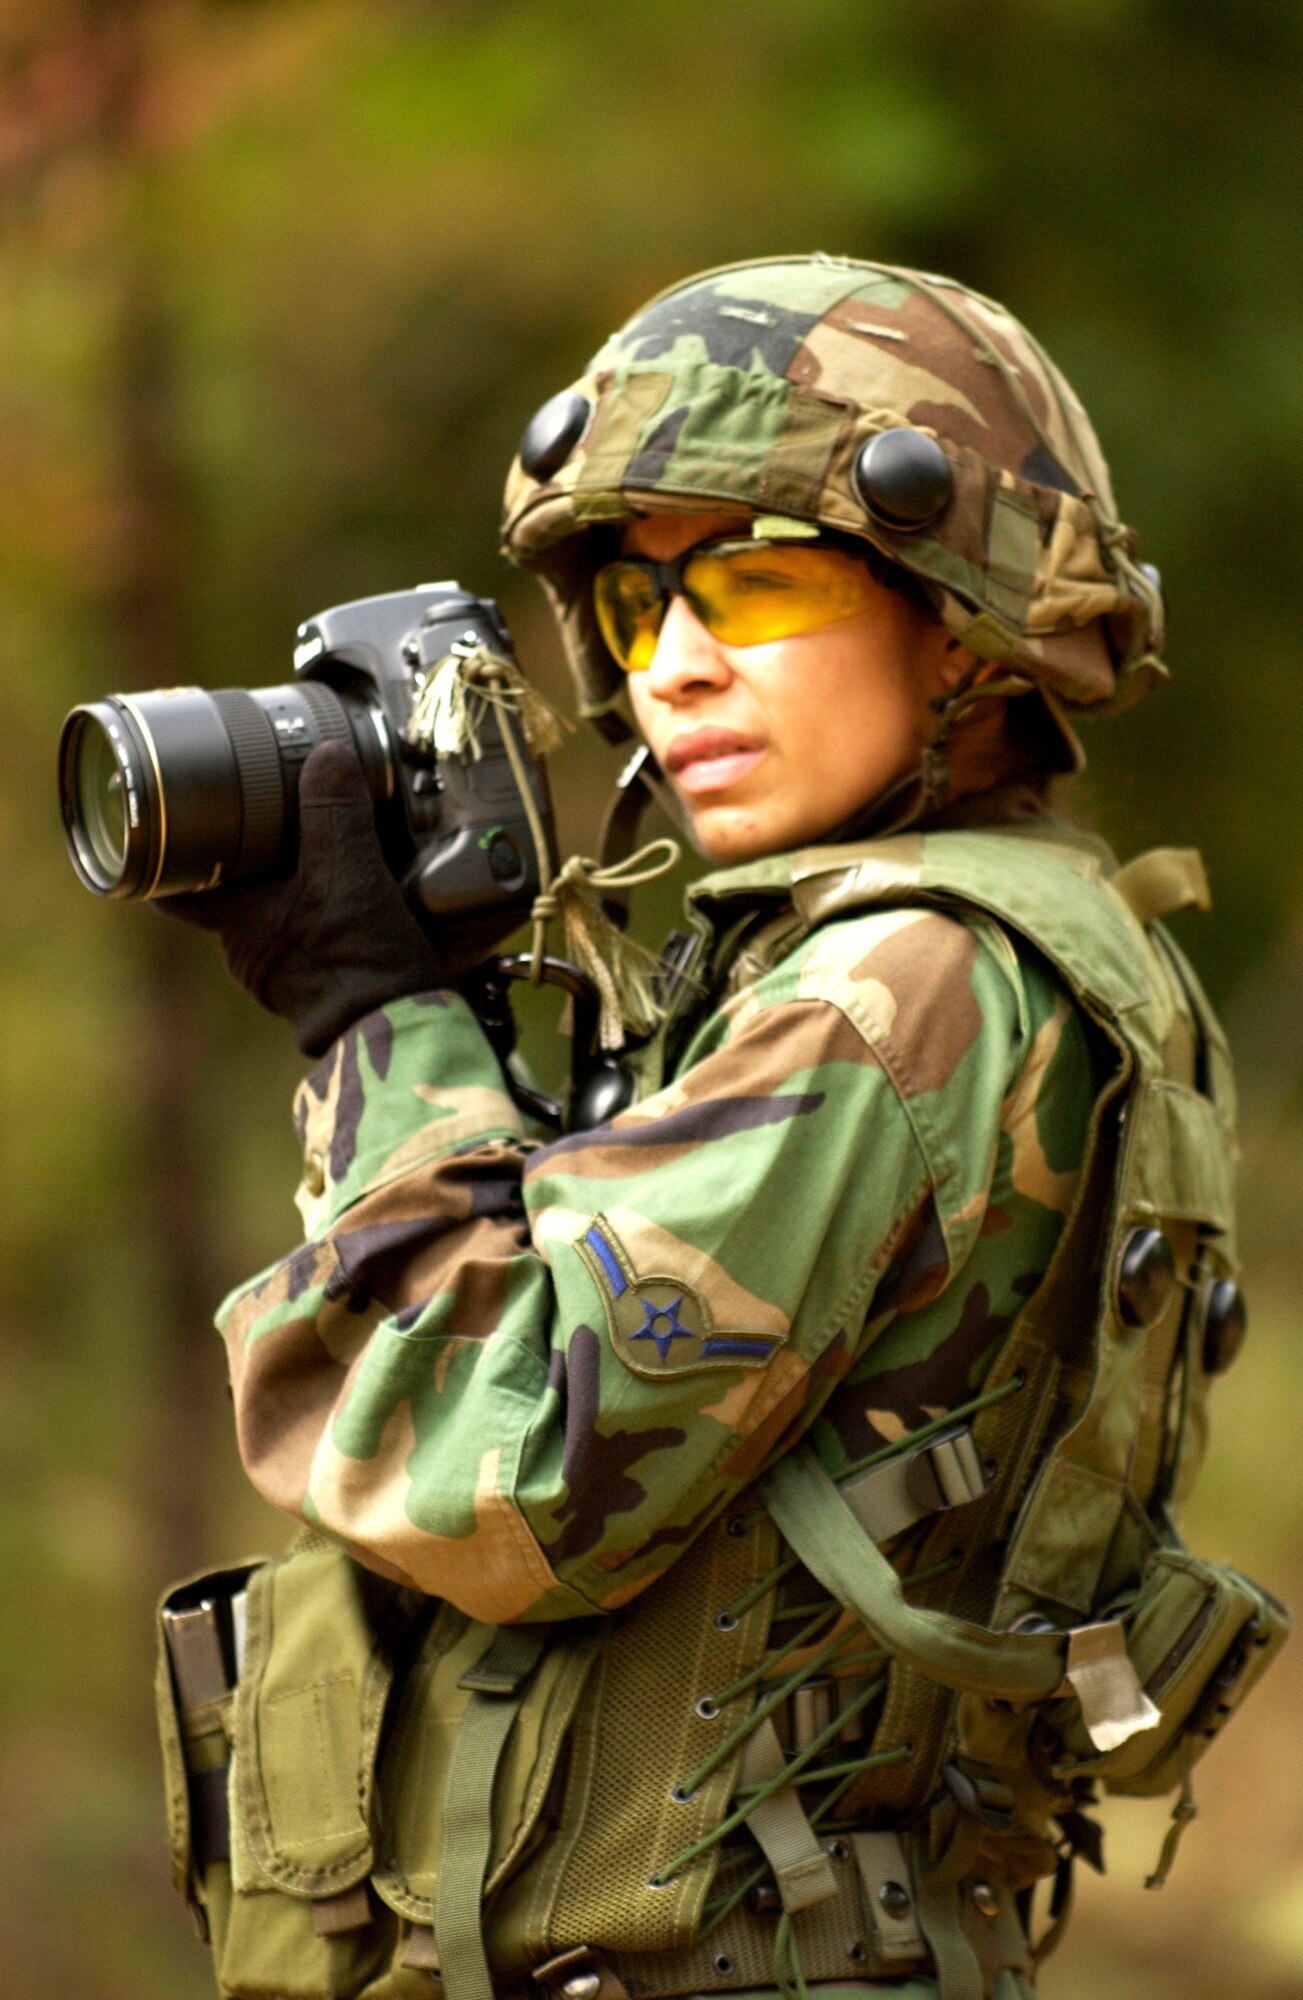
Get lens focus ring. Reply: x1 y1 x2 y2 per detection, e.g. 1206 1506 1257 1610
295 678 355 747
209 689 285 877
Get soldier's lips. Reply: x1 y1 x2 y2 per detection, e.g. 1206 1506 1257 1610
664 729 766 794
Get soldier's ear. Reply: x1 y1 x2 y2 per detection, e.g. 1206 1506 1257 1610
941 637 986 688
919 626 981 696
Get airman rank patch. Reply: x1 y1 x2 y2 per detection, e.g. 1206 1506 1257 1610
576 1216 783 1379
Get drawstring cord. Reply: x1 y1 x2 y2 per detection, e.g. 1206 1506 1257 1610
676 1622 869 1802
405 640 570 763
730 1671 892 1804
1145 1740 1198 1890
773 1910 810 2000
769 1595 840 1624
527 843 681 1050
702 1604 851 1717
698 1762 869 1940
704 1549 963 1717
653 1695 906 1889
839 1371 1024 1481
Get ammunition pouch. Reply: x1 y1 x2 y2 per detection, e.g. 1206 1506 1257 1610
156 1506 789 2000
1034 1545 1289 1797
156 1540 599 1999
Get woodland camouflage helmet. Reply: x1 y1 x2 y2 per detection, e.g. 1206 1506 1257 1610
501 256 1167 757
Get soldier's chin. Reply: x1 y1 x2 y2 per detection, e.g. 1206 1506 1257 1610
687 799 777 864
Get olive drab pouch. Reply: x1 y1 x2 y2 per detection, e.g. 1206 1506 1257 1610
156 1560 264 1932
1036 1546 1289 1798
156 1536 601 2000
169 1540 417 1998
370 1604 600 1933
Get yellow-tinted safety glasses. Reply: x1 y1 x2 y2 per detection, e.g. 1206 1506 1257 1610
593 536 880 673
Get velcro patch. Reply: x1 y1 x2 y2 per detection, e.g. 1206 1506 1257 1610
576 1217 783 1380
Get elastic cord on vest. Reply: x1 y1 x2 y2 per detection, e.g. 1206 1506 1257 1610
641 1376 1037 1932
727 1370 1024 1536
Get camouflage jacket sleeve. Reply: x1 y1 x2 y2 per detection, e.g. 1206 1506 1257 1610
216 904 1096 1623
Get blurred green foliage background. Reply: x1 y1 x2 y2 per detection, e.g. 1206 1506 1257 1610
3 2 1303 1994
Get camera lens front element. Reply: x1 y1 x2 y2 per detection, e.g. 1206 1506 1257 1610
59 699 169 896
59 686 259 898
69 711 130 886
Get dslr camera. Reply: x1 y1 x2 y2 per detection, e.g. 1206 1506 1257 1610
58 585 557 986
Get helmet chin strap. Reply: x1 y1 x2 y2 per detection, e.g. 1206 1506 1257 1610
826 662 1035 844
596 666 1036 880
595 744 699 925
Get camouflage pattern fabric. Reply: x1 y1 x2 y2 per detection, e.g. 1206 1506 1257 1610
500 256 1167 737
217 830 1100 1623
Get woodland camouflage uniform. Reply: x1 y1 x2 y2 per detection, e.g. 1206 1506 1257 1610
159 262 1284 2000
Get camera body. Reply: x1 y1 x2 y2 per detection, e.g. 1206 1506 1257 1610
294 585 556 970
59 584 557 980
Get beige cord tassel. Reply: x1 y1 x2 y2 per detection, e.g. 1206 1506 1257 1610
407 641 678 1050
529 843 681 1050
405 640 571 760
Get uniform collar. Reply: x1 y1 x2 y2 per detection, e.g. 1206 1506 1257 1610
685 785 1096 936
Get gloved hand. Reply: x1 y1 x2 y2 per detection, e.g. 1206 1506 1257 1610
157 739 448 1055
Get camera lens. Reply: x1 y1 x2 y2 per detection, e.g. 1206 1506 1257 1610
58 681 388 899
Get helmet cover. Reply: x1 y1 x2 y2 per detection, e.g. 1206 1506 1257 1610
501 256 1167 738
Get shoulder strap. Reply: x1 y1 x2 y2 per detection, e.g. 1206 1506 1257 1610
762 1446 1066 1703
436 1627 546 2000
789 825 1153 1023
1110 847 1210 927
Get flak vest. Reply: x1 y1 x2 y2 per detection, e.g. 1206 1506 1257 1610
155 823 1288 2000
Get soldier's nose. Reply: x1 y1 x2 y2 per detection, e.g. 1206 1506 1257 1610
645 595 733 698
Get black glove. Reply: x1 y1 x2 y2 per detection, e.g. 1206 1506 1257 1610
157 740 448 1055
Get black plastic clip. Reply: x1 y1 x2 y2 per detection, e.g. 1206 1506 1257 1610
941 1762 1015 1832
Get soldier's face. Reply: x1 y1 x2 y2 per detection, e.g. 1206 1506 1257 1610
622 511 965 863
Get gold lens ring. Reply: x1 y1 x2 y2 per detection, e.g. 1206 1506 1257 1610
117 693 169 896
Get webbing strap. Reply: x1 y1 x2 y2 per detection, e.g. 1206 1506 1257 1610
915 1806 985 2000
435 1627 546 2000
1109 847 1210 927
840 1424 986 1543
763 1446 1066 1702
737 1716 838 1913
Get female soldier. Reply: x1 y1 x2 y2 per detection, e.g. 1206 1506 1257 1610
158 259 1276 2000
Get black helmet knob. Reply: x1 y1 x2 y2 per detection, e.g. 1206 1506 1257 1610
1114 1226 1177 1330
518 390 591 482
1200 1278 1248 1375
854 428 954 531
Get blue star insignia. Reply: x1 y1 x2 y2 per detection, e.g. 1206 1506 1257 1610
630 1295 693 1363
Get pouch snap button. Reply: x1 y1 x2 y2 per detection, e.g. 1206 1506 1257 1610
971 1880 1000 1920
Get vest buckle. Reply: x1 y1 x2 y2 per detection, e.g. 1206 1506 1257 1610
532 1946 630 2000
838 1424 987 1544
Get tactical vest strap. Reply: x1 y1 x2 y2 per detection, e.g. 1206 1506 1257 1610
763 1446 1067 1702
436 1626 546 2000
914 1802 986 2000
840 1424 987 1544
1109 847 1211 927
736 1716 838 1913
